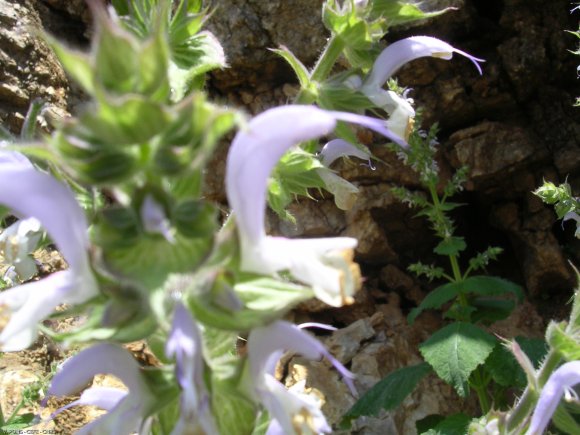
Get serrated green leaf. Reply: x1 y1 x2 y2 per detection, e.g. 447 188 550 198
409 276 523 324
371 1 452 26
434 236 466 256
486 337 547 388
271 46 310 88
469 298 515 324
419 322 497 397
547 322 580 361
421 413 471 435
408 282 460 324
342 362 431 426
170 31 226 100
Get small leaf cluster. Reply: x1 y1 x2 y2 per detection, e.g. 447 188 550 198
534 180 580 219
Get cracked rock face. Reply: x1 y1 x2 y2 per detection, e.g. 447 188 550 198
0 0 578 433
0 0 70 132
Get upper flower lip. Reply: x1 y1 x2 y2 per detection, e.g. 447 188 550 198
363 36 485 91
0 150 98 350
226 105 338 244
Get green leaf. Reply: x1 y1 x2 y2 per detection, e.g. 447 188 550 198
342 362 431 427
408 282 460 324
419 322 497 397
469 298 515 324
547 322 580 362
267 149 325 219
4 413 35 427
173 200 218 238
83 96 169 145
433 236 466 256
103 233 213 290
420 413 471 435
203 326 240 380
371 1 453 27
408 276 523 324
211 379 256 435
170 31 226 101
486 337 547 388
416 415 445 433
552 403 580 435
318 80 374 111
94 13 141 94
270 46 310 88
44 34 94 94
234 274 313 311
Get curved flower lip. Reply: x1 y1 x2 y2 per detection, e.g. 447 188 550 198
248 321 356 394
363 36 485 90
0 272 73 351
319 139 370 166
0 151 98 350
247 321 355 434
0 155 91 273
526 361 580 435
47 343 153 434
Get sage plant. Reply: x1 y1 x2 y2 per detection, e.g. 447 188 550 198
1 1 574 434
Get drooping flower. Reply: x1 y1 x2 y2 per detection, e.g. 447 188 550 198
246 320 355 435
0 216 42 282
165 302 217 435
0 150 98 351
317 139 371 210
47 343 155 434
226 105 403 307
526 361 580 435
360 36 484 140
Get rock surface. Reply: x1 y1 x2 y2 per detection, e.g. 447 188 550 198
0 0 577 434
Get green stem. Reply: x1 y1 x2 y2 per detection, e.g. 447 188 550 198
471 368 491 414
506 350 562 432
295 35 345 104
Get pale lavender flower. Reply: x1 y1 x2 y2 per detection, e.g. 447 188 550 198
361 36 484 140
364 36 484 90
317 139 370 210
0 151 98 351
48 343 155 434
318 139 370 167
226 105 402 307
247 321 355 435
526 361 580 435
0 217 42 281
166 302 217 435
140 194 175 243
